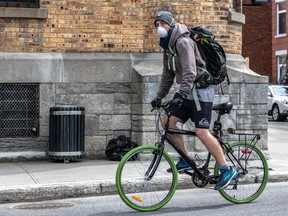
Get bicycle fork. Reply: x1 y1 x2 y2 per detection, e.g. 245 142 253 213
144 142 165 181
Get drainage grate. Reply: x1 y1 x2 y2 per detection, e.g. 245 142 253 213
0 84 39 138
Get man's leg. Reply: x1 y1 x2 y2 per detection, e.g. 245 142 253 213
195 127 238 190
162 114 189 157
162 114 195 172
195 128 226 166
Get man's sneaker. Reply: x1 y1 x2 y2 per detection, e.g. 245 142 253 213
167 158 192 173
214 166 238 190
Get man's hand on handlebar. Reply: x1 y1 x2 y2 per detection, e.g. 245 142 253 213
151 98 161 110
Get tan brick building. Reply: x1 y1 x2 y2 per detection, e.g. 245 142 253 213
0 1 269 161
0 0 243 53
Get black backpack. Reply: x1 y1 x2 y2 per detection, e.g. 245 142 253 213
190 27 230 87
105 135 138 161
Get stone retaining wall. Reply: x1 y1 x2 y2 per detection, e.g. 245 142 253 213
0 52 268 160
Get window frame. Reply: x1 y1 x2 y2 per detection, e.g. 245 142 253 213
0 0 39 8
276 50 287 84
276 0 287 37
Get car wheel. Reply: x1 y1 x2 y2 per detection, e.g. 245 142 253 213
272 105 286 121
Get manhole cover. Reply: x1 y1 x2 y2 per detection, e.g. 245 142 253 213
13 202 75 210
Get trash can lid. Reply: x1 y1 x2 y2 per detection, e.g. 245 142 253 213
50 106 85 115
50 106 85 111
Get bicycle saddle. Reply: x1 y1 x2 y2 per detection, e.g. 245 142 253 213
212 102 233 114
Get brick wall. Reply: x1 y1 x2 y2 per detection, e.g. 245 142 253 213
242 1 272 81
272 0 288 84
0 0 242 54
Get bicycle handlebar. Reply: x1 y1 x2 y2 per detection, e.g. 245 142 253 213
151 101 171 112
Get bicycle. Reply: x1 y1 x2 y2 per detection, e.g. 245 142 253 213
115 101 269 212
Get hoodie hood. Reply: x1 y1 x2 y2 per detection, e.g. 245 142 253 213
168 23 190 47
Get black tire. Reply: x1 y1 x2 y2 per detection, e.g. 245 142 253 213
272 105 286 121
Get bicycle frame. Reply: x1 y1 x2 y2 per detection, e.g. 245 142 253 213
116 101 269 212
147 107 212 182
147 102 261 184
165 129 208 180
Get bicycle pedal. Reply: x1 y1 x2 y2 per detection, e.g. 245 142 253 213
179 169 193 174
181 170 194 176
178 170 185 174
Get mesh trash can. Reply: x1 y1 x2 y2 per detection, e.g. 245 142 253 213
49 106 85 162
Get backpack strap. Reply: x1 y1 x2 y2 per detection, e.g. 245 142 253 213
192 87 202 111
168 47 177 71
165 46 178 72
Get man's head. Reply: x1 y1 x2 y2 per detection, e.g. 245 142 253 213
154 11 174 27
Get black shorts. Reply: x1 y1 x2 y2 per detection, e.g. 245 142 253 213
167 95 213 129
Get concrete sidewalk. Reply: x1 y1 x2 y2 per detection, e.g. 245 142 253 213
0 160 120 203
0 150 287 203
0 122 287 203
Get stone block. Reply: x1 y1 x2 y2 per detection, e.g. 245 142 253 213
100 115 131 131
0 53 63 83
240 84 268 104
85 136 107 158
114 93 132 104
62 53 132 83
229 11 245 24
138 115 159 132
56 83 132 95
131 53 163 82
114 104 131 114
237 115 268 130
55 94 114 114
141 82 161 103
0 8 48 19
40 84 56 128
85 115 99 136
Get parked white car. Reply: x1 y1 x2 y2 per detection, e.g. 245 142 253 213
268 85 288 121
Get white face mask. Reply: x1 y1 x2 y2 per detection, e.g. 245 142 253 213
157 26 168 38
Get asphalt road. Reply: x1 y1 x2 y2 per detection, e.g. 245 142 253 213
0 118 286 215
0 182 287 216
268 118 288 170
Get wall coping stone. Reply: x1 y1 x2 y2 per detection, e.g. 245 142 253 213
0 8 47 19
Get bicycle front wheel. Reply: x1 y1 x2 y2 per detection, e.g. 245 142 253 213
214 141 269 204
116 145 178 212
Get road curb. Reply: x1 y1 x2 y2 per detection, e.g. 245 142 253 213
268 171 288 182
0 172 287 203
0 181 109 203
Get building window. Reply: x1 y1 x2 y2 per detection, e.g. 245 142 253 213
0 0 39 8
276 0 286 36
277 53 287 85
0 84 39 138
232 0 241 12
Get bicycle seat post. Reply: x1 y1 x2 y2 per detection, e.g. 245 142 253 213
212 102 233 137
212 113 222 137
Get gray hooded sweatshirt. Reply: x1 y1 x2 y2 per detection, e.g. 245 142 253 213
156 23 207 100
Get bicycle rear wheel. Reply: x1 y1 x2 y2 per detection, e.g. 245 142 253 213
214 141 269 204
116 145 178 212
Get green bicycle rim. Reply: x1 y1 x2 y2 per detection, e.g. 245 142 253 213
116 145 178 212
214 141 269 204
